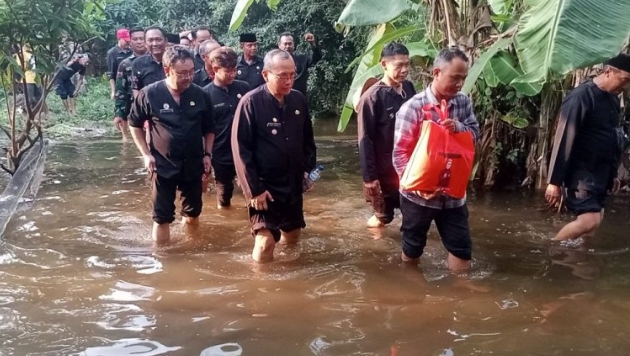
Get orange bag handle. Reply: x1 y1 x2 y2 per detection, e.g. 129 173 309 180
421 100 449 123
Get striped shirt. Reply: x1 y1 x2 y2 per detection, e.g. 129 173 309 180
393 84 480 209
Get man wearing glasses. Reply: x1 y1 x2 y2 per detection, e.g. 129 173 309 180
232 49 317 263
128 46 216 244
202 47 250 209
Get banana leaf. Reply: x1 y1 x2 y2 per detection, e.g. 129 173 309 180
514 0 630 84
337 0 412 27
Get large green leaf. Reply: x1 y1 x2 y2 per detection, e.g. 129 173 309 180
483 64 500 88
514 0 630 83
488 0 508 14
406 40 437 59
462 37 513 94
345 26 418 72
338 63 384 132
490 51 542 95
266 0 281 11
337 0 412 27
229 0 256 31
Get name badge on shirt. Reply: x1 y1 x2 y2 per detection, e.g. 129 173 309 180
214 103 226 109
160 103 174 114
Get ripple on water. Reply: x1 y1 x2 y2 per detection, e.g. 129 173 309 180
79 338 181 356
200 343 243 356
99 280 156 302
86 255 163 275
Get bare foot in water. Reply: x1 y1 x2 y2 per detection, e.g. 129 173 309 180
367 215 384 228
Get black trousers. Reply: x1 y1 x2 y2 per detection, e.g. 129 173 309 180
151 172 203 224
213 162 237 206
399 195 472 260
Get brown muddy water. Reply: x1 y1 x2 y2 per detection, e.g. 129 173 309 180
1 120 630 356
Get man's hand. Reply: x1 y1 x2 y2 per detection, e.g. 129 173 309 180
143 153 156 173
442 118 457 133
304 33 316 44
110 91 115 101
303 172 314 192
250 191 274 211
364 179 381 196
114 116 124 131
612 178 621 194
545 184 562 207
203 156 212 174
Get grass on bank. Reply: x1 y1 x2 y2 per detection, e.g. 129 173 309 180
0 76 116 138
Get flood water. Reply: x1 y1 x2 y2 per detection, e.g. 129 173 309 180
1 120 630 356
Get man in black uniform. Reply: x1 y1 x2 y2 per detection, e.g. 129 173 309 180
236 33 265 90
191 26 214 71
114 27 146 142
132 27 167 97
106 28 132 100
546 53 630 244
358 43 416 228
232 49 317 263
128 46 215 244
277 32 322 97
203 47 250 208
193 39 220 87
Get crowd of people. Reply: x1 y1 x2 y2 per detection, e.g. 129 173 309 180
100 25 630 268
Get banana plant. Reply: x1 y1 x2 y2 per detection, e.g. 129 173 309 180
229 0 282 31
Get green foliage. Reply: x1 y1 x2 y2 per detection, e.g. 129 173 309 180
336 0 412 28
514 0 630 83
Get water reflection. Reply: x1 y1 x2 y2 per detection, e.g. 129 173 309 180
0 125 629 355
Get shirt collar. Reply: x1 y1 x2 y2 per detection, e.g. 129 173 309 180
424 84 457 108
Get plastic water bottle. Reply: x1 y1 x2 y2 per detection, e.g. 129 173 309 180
304 164 324 191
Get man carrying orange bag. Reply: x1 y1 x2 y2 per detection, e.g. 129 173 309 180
393 48 479 271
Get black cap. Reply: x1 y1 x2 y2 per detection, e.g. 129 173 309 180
166 33 180 44
606 53 630 73
239 33 257 43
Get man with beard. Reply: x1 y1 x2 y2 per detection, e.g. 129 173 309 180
191 26 214 70
114 27 147 142
545 53 630 244
236 33 264 90
203 47 250 209
132 27 167 96
107 28 132 100
232 49 317 263
128 46 215 244
393 48 479 271
358 43 416 228
277 32 322 97
193 39 221 87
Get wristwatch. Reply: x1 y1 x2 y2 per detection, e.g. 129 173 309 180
204 152 212 159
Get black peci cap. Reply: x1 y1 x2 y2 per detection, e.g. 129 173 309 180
239 33 257 43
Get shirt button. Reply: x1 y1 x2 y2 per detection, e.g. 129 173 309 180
285 137 289 141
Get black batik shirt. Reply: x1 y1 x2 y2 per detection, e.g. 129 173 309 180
292 46 322 96
131 54 165 91
232 86 317 203
236 55 265 90
203 80 250 165
106 46 132 80
193 52 204 71
128 80 215 179
358 80 416 188
56 61 86 82
193 68 213 87
548 80 623 193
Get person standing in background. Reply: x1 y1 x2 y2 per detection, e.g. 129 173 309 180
236 33 265 90
191 26 214 71
277 32 322 97
106 28 132 100
114 27 147 142
54 54 90 114
193 40 221 87
132 27 168 96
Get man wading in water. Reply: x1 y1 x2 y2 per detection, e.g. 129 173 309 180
128 46 215 244
546 53 630 244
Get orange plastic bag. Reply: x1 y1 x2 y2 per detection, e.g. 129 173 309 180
400 100 475 199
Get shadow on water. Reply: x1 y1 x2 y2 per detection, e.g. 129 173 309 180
1 119 630 355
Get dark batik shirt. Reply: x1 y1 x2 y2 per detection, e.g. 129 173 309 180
128 80 215 179
232 86 317 203
203 80 250 165
193 52 204 71
106 45 132 80
358 80 416 188
548 80 623 193
56 61 86 82
292 45 322 96
236 55 265 90
193 67 213 88
114 53 139 119
131 54 165 91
